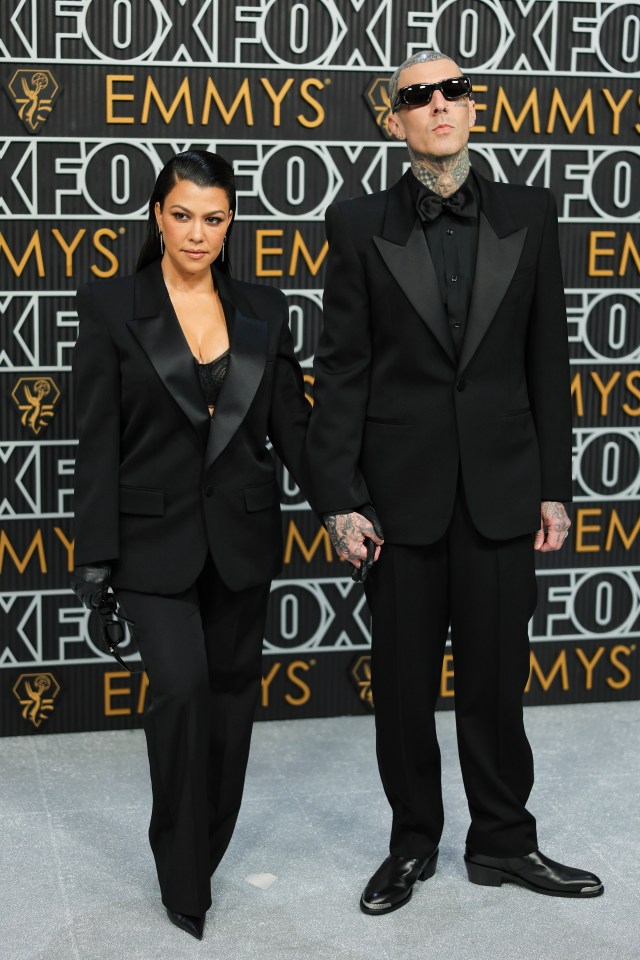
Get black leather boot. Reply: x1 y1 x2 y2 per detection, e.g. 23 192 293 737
360 849 439 915
464 848 603 897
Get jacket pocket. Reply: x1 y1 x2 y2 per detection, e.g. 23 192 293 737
244 479 279 512
365 416 410 426
503 406 531 419
119 484 165 516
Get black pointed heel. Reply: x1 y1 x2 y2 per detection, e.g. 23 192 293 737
166 908 205 939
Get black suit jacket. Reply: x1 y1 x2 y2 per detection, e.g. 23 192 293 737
307 170 572 543
72 260 310 593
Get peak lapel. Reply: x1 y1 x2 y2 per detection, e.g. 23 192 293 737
127 261 210 447
204 275 268 474
458 200 527 374
374 173 456 365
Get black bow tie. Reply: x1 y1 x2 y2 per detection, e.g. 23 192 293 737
416 183 477 222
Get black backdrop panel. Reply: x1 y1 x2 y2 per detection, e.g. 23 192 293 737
0 0 638 735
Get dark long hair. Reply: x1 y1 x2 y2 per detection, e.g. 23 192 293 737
136 150 236 274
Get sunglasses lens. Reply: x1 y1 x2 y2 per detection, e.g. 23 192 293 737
403 85 433 106
441 77 471 99
396 77 471 110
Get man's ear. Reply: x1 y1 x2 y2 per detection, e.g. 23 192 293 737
388 112 405 140
468 99 477 129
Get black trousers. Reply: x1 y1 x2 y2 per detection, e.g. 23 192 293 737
365 485 538 859
117 556 270 916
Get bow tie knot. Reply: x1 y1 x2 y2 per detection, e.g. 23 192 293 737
416 184 476 222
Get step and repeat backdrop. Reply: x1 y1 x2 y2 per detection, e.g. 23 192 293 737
0 0 639 735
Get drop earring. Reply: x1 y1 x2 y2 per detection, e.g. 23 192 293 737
221 236 226 262
159 230 164 255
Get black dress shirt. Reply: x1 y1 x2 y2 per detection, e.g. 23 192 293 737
407 171 479 357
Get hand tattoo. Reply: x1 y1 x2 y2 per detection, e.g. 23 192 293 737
534 501 571 552
324 512 384 567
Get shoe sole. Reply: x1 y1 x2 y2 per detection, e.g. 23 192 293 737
360 851 439 916
464 858 604 898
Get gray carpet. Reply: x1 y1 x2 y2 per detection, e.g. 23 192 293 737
1 701 638 960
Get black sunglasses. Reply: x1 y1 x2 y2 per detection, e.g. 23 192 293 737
94 595 143 674
393 76 472 111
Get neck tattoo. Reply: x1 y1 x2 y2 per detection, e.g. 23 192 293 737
409 146 470 198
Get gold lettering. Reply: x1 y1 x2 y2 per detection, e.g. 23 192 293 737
526 650 569 692
491 86 540 134
607 645 632 689
92 229 119 279
590 371 621 416
619 232 640 277
588 231 616 277
297 78 325 128
201 77 253 126
604 509 640 552
53 527 74 572
284 520 333 564
260 77 294 126
623 371 640 416
546 88 594 134
0 530 47 574
288 231 328 277
141 77 194 125
469 84 487 133
256 229 283 277
303 373 315 407
261 662 281 707
440 653 455 697
570 372 584 418
574 646 605 690
285 660 311 706
0 230 45 278
601 88 634 135
104 671 131 716
574 509 602 552
106 74 135 124
51 229 86 278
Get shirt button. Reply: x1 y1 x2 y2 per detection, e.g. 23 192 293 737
204 485 213 497
447 229 454 236
456 378 466 392
451 275 458 282
453 322 461 329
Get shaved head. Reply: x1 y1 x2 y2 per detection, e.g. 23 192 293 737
388 51 456 109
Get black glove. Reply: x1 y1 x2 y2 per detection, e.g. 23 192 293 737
70 563 111 610
356 503 385 542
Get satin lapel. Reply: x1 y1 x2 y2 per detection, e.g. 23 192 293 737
374 174 456 364
457 212 527 373
204 279 268 473
127 261 210 446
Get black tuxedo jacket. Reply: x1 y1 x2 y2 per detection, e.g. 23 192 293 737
72 260 310 593
307 170 572 543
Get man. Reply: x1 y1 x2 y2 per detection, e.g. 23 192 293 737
307 51 603 913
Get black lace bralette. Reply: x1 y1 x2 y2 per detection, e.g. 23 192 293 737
194 349 230 408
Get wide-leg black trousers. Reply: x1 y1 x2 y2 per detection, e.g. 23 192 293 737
117 556 270 916
365 485 539 859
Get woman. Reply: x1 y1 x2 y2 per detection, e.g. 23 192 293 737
70 151 310 939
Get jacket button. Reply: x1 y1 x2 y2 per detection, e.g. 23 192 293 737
204 485 213 497
456 379 466 392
